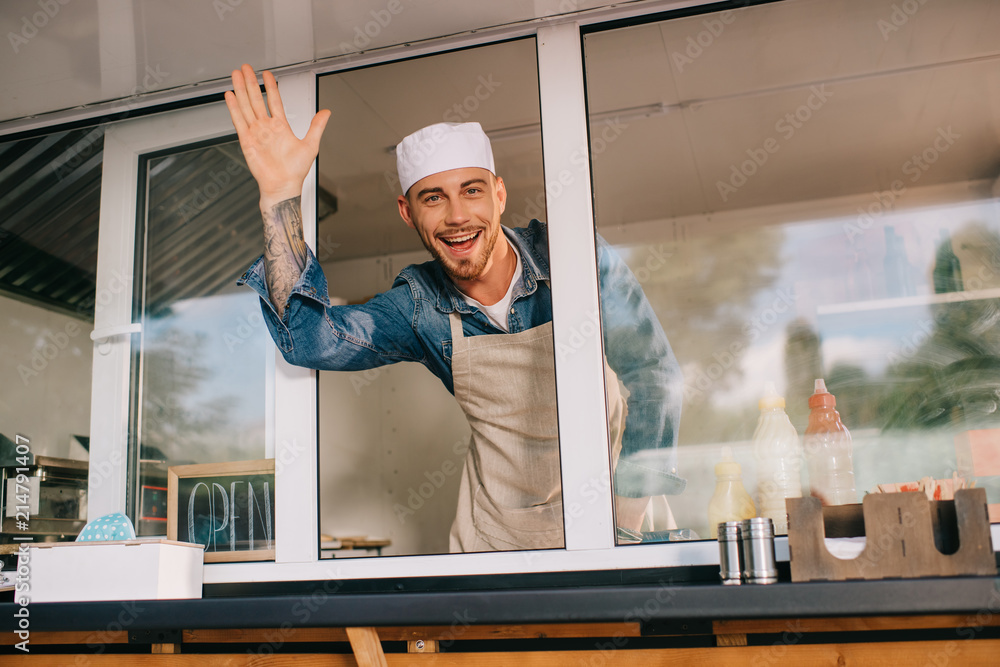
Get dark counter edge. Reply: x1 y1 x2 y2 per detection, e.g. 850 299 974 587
3 576 1000 633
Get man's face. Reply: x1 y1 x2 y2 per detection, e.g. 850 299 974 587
397 167 507 284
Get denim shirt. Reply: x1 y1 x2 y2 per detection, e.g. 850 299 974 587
239 220 685 497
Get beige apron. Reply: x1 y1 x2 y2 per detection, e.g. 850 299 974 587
448 311 627 552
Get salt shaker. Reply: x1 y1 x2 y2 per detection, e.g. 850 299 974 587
717 520 743 585
740 517 778 584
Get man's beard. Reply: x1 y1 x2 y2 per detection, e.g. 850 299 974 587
422 222 501 283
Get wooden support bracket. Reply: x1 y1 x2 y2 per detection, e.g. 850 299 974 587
346 627 388 667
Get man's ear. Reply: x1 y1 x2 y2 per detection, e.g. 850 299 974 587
495 175 507 215
397 195 416 229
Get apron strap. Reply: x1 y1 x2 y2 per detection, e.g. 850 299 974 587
449 311 465 342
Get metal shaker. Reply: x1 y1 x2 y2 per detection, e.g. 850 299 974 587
740 517 778 584
717 520 743 585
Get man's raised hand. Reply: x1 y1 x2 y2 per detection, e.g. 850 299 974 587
224 64 331 209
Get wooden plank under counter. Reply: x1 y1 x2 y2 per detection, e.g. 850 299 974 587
3 640 1000 665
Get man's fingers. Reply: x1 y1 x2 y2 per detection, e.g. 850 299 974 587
303 109 332 154
223 90 249 135
262 71 285 121
241 63 270 120
230 67 257 124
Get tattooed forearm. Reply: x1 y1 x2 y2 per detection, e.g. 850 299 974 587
262 196 308 317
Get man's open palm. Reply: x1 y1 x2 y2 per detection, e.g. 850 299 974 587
224 64 331 207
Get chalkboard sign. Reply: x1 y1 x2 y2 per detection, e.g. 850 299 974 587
167 459 275 563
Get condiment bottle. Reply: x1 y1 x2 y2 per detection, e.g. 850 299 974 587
752 382 802 534
803 379 856 505
708 446 756 538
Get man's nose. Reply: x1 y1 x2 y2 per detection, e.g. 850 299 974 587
446 198 471 225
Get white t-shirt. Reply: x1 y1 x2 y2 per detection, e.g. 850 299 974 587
460 240 522 332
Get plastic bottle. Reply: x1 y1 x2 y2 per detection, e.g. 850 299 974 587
708 446 756 538
752 382 802 534
803 379 856 505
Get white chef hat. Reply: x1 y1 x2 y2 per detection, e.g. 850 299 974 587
396 122 495 195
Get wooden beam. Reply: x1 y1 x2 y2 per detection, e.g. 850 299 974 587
346 627 388 667
714 613 1000 635
2 640 999 665
183 622 643 644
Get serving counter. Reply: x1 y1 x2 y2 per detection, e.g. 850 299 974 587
3 571 1000 664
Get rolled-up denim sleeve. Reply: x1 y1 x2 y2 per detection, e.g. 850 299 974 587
597 237 686 497
237 247 424 371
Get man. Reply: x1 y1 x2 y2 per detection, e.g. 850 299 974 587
226 64 684 552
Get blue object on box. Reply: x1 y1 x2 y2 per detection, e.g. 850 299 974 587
76 512 136 542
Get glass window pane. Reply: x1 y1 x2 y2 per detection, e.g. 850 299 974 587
584 0 1000 543
316 38 549 556
0 127 102 542
132 139 268 535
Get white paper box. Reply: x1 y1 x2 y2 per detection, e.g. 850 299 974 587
17 539 204 602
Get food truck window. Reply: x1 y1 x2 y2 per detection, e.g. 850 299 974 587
129 139 269 535
0 127 101 541
583 0 1000 543
315 38 548 556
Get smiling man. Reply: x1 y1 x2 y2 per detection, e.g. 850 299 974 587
227 64 684 553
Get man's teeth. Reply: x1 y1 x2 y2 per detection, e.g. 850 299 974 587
443 231 479 245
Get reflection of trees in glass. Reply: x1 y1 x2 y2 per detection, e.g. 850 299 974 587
624 227 783 444
825 363 886 431
844 222 1000 434
140 325 239 464
784 318 823 429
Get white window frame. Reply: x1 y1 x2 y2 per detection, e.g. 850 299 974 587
90 93 320 565
64 1 743 586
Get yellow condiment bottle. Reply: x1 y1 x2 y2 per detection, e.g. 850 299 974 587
708 446 757 538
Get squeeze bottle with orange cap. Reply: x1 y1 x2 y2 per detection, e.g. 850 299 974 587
752 382 802 534
804 379 857 505
707 446 756 538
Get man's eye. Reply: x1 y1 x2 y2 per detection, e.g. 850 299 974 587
424 195 441 203
466 188 481 195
